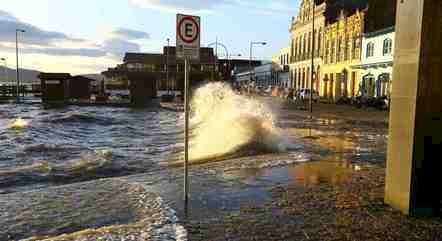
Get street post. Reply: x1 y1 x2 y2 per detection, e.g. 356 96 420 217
176 13 201 209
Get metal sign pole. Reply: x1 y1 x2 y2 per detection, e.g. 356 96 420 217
16 31 19 103
184 58 190 206
310 2 315 118
176 13 200 210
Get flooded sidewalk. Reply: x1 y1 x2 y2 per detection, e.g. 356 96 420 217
186 164 441 241
180 99 441 241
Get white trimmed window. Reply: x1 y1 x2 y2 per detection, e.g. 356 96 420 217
383 38 393 55
366 42 375 57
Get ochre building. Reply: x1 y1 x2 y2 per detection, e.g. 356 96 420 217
321 9 366 101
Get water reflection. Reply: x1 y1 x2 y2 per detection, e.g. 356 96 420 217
288 161 355 186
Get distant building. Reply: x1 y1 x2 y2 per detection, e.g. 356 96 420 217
38 73 93 103
102 47 217 105
38 73 72 103
69 76 94 100
272 46 291 88
217 59 261 82
352 26 395 97
234 63 285 89
229 60 262 84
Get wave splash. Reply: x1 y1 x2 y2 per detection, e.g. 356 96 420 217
186 82 292 163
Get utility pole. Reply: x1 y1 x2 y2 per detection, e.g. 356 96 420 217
16 29 25 103
310 2 315 117
249 42 252 86
184 58 190 208
166 38 170 94
249 41 267 91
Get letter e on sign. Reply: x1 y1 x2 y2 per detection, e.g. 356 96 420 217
176 14 200 61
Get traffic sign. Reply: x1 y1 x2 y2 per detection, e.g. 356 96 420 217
176 14 200 61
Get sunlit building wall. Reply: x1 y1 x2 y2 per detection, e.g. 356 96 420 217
289 0 326 92
271 46 291 88
321 9 365 101
351 27 395 98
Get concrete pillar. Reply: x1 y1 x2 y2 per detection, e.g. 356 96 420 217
385 0 441 216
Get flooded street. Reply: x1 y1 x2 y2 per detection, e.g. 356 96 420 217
0 93 399 240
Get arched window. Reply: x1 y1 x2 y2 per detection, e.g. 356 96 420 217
383 38 393 55
366 42 374 57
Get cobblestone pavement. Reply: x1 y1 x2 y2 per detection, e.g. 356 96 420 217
186 165 442 241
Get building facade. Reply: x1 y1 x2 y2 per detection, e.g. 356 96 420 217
287 0 376 101
321 9 366 101
102 47 216 104
272 46 291 87
351 27 394 97
289 0 327 92
272 46 291 67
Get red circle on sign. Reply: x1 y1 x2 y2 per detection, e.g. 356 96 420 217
178 16 200 44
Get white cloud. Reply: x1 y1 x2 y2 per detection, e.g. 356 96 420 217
129 0 295 16
107 27 150 40
0 10 85 46
0 10 151 73
0 9 19 22
128 0 232 14
0 43 107 57
102 38 141 57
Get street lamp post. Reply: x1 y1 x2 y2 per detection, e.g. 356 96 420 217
16 29 25 103
310 2 316 117
166 38 170 94
249 41 267 88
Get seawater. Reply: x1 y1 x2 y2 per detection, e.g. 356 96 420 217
0 84 304 240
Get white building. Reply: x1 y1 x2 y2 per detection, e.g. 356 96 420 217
272 46 291 88
352 27 395 97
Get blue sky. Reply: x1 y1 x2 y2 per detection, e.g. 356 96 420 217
0 0 300 74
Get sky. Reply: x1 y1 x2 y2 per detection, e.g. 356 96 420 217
0 0 300 75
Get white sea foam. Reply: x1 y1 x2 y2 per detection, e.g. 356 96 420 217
187 82 293 162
